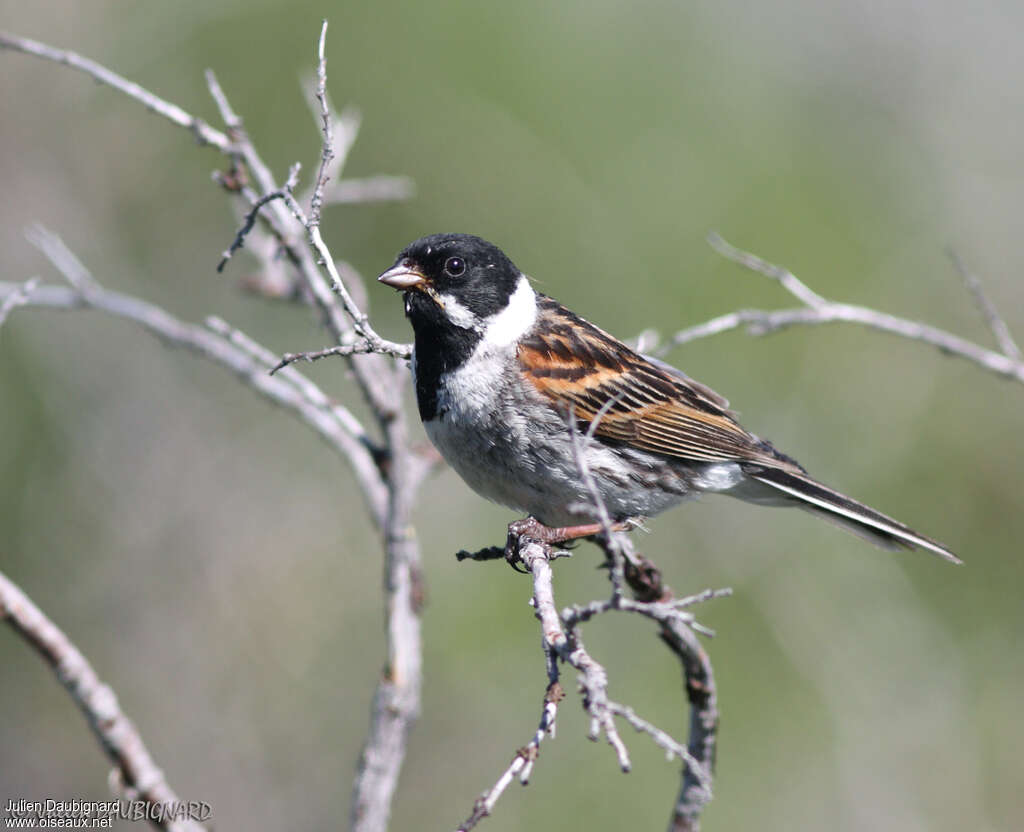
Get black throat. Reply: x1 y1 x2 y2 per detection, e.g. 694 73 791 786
405 292 483 421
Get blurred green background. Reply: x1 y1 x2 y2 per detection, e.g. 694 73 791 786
2 2 1021 830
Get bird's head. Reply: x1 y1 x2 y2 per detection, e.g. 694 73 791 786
378 233 535 344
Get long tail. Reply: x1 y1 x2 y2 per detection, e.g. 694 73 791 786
740 464 962 564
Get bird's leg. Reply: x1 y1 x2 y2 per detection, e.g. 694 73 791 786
504 516 635 570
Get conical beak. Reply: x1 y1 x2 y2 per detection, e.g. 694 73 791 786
378 262 427 290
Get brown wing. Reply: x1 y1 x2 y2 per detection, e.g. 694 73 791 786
519 296 782 465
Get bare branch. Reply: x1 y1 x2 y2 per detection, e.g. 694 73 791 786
205 63 407 422
203 316 382 463
660 610 718 832
4 30 428 832
567 399 634 604
456 679 563 832
271 338 411 374
280 190 411 360
662 233 1024 386
707 232 827 308
309 20 334 228
300 74 361 208
350 433 424 832
0 570 206 832
0 277 40 328
7 231 390 527
0 31 231 151
216 163 302 272
24 224 100 294
521 540 631 770
326 176 416 205
947 248 1022 361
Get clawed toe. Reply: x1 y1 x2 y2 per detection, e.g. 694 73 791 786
503 515 637 570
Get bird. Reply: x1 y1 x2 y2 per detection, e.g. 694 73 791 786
378 233 960 564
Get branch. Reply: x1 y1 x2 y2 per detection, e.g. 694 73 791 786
457 525 726 831
4 228 390 528
452 394 729 830
0 31 231 151
456 677 564 832
662 233 1024 386
4 28 428 832
204 63 409 419
216 163 301 273
326 176 416 205
947 248 1022 362
309 21 334 228
0 277 40 327
271 338 411 374
0 570 206 832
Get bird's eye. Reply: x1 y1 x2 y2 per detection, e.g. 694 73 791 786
444 256 466 277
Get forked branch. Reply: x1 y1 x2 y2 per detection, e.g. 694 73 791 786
661 233 1024 386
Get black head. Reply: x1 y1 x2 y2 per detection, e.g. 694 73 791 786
379 234 537 421
378 233 523 329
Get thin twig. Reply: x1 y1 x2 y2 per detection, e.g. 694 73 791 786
217 163 301 272
271 338 410 374
947 248 1022 361
665 233 1024 386
204 316 382 460
4 30 427 832
280 192 411 357
567 397 632 603
0 277 40 327
0 31 231 151
519 540 631 770
309 21 334 228
660 612 718 832
457 505 725 830
9 230 390 527
0 570 207 832
205 64 407 424
327 176 415 205
456 680 564 832
24 225 100 294
707 232 827 308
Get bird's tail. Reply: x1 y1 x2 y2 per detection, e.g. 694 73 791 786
740 464 962 564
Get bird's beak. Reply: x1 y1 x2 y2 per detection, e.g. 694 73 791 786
378 262 427 290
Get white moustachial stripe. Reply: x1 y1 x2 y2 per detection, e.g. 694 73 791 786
437 293 478 331
438 275 537 344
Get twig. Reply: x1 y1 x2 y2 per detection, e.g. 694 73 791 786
457 523 724 830
706 232 827 308
0 570 206 832
205 64 407 425
203 316 382 461
4 29 427 832
0 31 231 151
216 163 302 272
665 233 1024 386
309 21 334 228
24 225 100 293
456 679 564 832
327 176 415 205
280 190 411 359
947 248 1022 361
566 399 631 603
520 540 631 770
660 612 718 832
9 230 390 527
0 276 39 327
271 338 411 374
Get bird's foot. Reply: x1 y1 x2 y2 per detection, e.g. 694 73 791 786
503 516 634 572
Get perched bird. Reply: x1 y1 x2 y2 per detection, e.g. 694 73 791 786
378 233 960 564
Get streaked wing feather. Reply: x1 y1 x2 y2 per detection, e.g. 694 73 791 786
519 297 777 465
